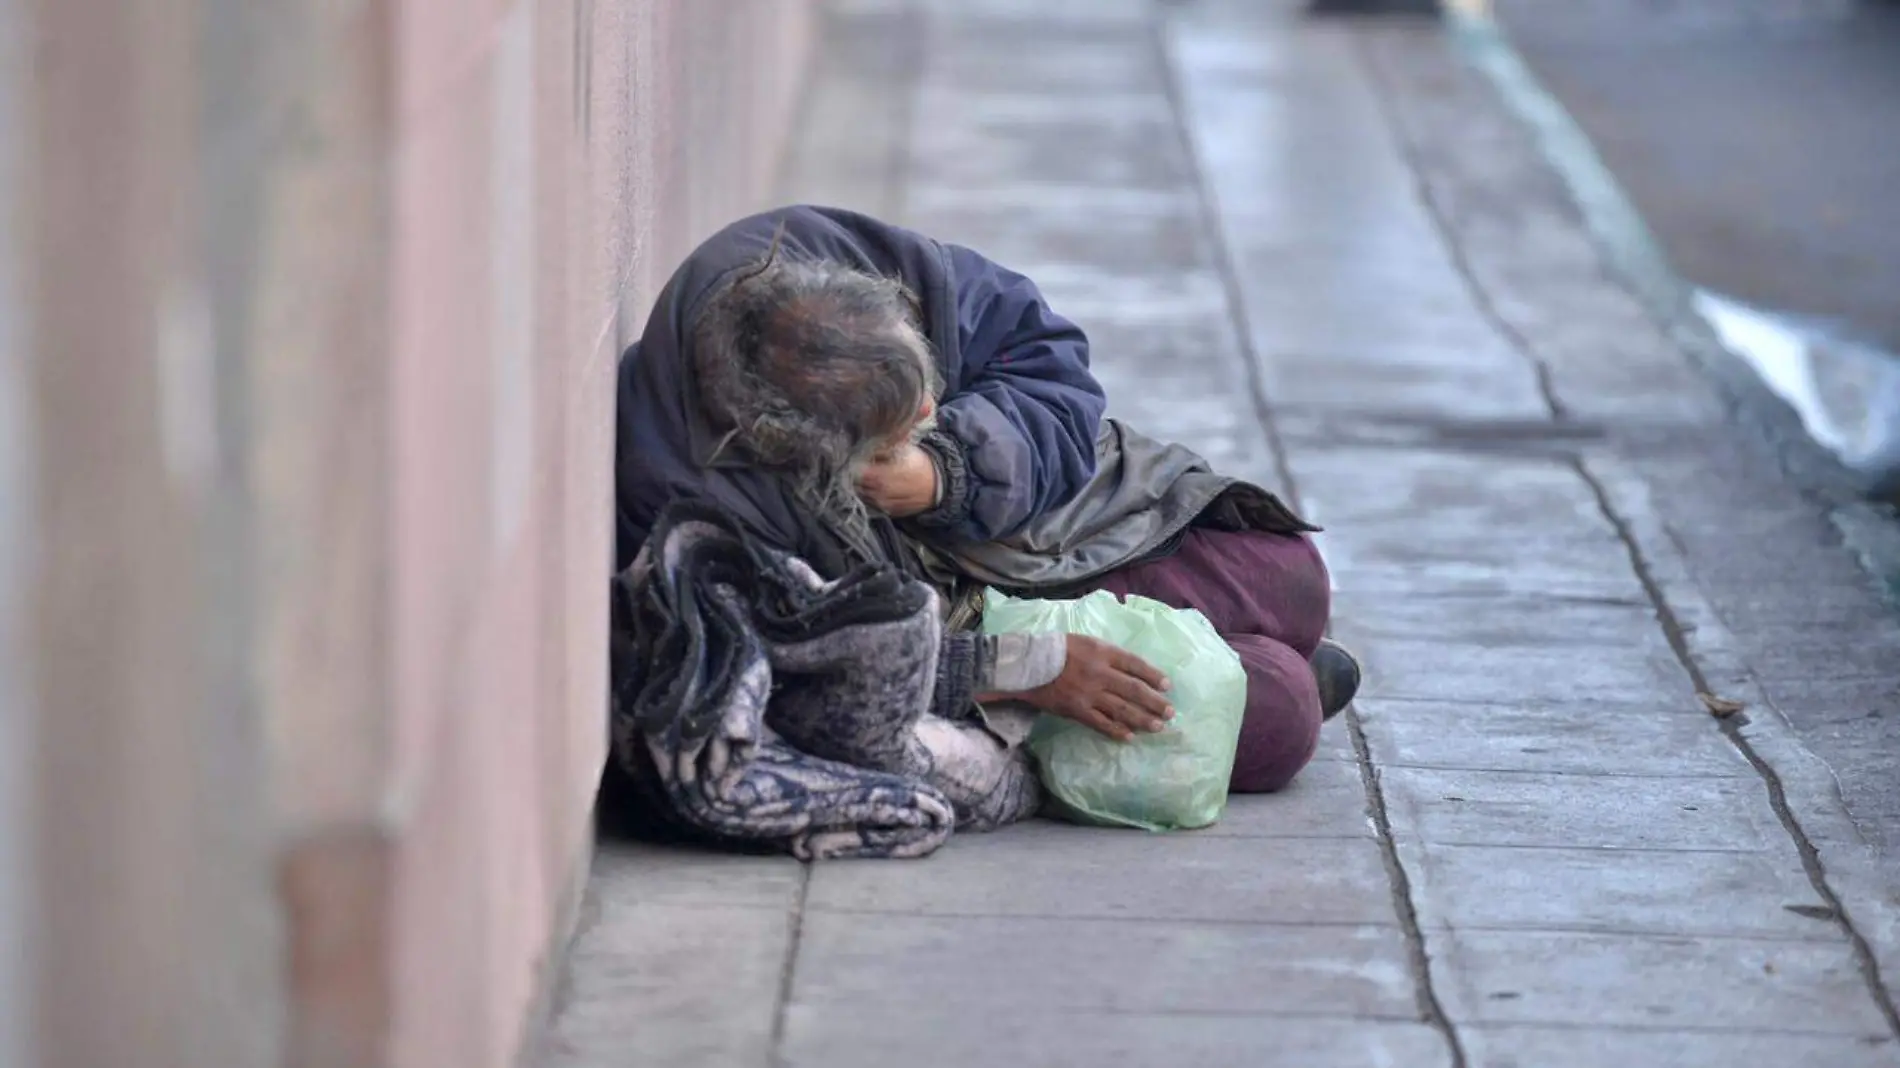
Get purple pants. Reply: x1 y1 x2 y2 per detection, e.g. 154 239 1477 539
1082 528 1331 793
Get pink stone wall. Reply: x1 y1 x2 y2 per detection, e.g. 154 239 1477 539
11 1 812 1066
384 4 810 1065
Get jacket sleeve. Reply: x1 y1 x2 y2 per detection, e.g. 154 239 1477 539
913 243 1107 543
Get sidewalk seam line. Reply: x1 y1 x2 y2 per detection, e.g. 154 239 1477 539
768 865 813 1066
1151 23 1302 515
1157 16 1467 1068
1347 29 1567 431
1573 458 1900 1040
1347 715 1469 1056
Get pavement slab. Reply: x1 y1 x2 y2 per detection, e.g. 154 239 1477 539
1463 1025 1900 1068
535 855 796 1066
1399 841 1829 940
806 825 1390 924
1378 765 1788 853
782 1008 1455 1068
910 90 1187 191
580 842 805 909
1339 633 1690 709
1197 746 1376 839
789 912 1419 1018
1356 697 1753 778
1429 929 1888 1035
903 186 1211 272
1284 448 1616 535
1315 715 1360 765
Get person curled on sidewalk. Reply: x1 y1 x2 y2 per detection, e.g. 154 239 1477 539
615 205 1360 795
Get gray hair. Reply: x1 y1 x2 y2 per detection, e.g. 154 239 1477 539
690 248 941 530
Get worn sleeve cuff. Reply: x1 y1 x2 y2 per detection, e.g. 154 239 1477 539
912 429 973 532
931 631 986 720
977 633 1068 694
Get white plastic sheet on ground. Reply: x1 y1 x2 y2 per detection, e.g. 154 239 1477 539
1695 289 1900 497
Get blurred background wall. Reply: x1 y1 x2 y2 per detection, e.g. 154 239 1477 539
3 1 813 1066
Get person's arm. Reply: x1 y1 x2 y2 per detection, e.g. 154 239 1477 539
932 630 1174 742
910 244 1107 543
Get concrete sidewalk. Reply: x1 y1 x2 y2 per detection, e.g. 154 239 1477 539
536 2 1900 1065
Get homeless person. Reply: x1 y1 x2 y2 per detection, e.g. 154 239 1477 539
610 205 1360 856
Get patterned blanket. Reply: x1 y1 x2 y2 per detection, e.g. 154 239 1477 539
609 500 1042 859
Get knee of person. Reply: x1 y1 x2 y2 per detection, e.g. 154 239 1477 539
1226 636 1322 793
1229 706 1320 793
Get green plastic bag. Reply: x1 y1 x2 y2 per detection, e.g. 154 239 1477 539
982 588 1247 831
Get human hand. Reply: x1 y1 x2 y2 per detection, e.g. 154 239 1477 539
1022 634 1174 742
857 442 939 518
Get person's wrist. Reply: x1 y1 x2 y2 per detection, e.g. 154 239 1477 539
912 430 972 530
891 463 936 516
861 443 942 517
926 446 945 509
907 445 940 514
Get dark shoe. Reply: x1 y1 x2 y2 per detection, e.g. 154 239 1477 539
1312 639 1361 720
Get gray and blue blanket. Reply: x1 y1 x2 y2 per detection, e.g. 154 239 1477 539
609 501 1041 860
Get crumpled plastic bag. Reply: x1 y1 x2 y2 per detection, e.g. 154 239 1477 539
982 588 1246 831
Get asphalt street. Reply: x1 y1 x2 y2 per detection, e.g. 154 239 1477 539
1499 0 1900 352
